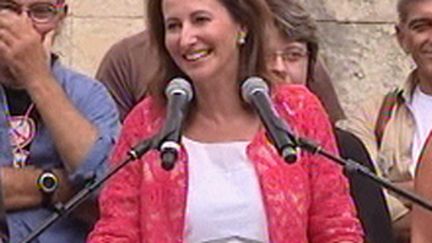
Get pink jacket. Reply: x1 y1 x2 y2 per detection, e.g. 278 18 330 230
88 85 363 243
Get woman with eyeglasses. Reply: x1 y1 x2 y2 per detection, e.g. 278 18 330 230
0 0 119 242
265 0 342 121
88 0 363 242
266 0 396 242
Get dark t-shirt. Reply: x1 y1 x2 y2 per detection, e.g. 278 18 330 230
96 30 159 121
5 87 34 116
4 87 39 165
0 87 38 240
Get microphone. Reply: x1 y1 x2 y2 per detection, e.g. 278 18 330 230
159 77 194 170
241 76 298 163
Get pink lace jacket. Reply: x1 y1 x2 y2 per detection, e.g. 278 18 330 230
88 85 364 243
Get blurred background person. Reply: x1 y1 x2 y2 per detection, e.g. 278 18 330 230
345 0 432 241
412 132 432 243
0 185 8 242
265 0 394 242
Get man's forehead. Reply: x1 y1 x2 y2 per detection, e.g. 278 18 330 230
405 1 432 22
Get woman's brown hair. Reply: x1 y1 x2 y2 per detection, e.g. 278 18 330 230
146 0 274 106
267 0 346 123
267 0 319 84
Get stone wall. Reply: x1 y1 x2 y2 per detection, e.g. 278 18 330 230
299 0 412 114
56 0 412 113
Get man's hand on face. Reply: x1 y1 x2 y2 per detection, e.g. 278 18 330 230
43 30 55 66
0 10 52 89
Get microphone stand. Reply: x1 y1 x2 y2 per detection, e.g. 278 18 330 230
21 125 432 242
20 136 159 243
295 136 432 212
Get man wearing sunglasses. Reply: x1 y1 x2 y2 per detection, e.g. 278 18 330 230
0 0 119 242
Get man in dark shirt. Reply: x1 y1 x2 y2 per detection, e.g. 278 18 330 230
0 0 119 241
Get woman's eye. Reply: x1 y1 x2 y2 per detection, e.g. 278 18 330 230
166 22 180 31
194 16 209 24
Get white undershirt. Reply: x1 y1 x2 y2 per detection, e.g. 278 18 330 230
409 86 432 176
183 137 269 243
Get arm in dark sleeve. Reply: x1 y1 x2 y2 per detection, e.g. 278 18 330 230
96 40 136 121
308 57 346 124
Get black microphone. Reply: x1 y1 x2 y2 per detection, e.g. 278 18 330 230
241 76 298 163
159 77 193 171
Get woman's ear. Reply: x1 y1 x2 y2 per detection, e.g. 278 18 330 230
237 26 248 45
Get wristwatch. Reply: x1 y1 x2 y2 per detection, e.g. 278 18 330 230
37 169 59 207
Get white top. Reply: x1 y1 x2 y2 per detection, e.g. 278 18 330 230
183 137 269 243
409 86 432 176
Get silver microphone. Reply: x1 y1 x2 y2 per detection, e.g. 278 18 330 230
159 78 194 170
242 76 298 163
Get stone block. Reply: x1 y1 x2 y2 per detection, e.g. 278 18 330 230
69 17 145 76
317 22 412 113
69 0 144 17
301 0 397 23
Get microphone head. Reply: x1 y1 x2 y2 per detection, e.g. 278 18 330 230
166 78 194 101
241 76 270 103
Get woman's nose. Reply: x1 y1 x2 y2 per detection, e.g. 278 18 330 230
179 24 198 48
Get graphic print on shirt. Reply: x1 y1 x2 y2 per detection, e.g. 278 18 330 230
9 115 36 168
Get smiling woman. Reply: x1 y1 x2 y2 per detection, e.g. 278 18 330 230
88 0 363 242
146 0 272 107
163 0 246 87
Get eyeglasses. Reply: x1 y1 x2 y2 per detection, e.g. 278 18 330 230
0 1 66 24
266 47 309 63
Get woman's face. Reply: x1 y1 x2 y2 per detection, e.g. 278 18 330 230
267 31 309 85
163 0 244 83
